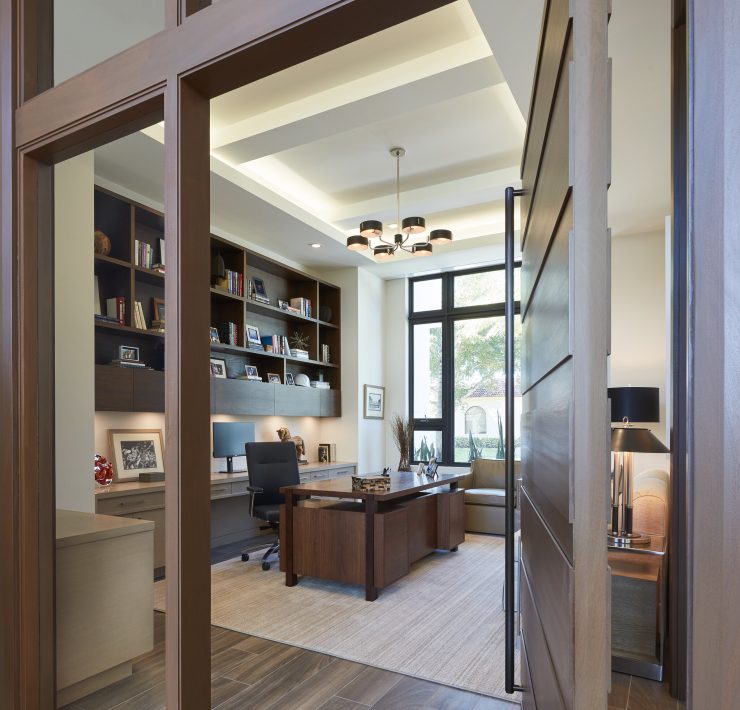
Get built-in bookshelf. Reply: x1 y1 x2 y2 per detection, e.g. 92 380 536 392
93 186 342 418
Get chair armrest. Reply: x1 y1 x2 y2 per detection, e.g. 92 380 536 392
457 472 475 490
246 486 263 517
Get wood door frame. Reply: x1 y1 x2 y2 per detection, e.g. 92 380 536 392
0 1 455 707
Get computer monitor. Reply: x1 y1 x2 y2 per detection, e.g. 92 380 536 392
212 421 255 473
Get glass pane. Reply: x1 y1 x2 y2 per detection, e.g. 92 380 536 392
453 315 522 462
413 431 443 463
54 2 166 85
412 278 442 312
453 268 520 308
412 322 442 418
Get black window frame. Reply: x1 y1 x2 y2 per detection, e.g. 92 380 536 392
408 263 521 466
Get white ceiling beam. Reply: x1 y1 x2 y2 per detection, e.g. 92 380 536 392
331 165 521 225
211 53 504 164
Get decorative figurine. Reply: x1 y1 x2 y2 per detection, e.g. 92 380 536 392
276 426 308 464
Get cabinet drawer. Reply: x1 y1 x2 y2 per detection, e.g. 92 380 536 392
299 473 311 484
97 490 165 515
328 467 355 479
310 471 329 481
230 480 250 496
210 483 232 499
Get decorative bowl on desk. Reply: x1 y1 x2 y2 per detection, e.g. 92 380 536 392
351 474 391 492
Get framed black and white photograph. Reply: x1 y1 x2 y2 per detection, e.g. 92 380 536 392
278 299 289 310
210 357 227 378
109 429 165 482
253 277 267 299
267 373 281 384
209 326 220 343
245 365 261 381
318 445 329 463
245 324 261 348
119 345 140 362
363 384 385 419
285 372 295 385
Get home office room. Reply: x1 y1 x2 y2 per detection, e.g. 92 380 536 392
24 0 685 709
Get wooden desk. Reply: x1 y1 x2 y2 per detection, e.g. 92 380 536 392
95 461 356 573
281 472 467 601
609 535 667 681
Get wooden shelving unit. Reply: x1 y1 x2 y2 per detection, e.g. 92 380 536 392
93 186 342 417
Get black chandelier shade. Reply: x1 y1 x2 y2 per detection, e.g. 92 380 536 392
346 235 369 251
608 386 660 423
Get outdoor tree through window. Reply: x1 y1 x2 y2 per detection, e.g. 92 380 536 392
409 266 521 466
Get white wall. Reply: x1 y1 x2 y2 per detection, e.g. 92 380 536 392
55 154 95 512
609 225 671 470
383 278 409 466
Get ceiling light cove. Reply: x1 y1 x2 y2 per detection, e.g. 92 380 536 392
346 147 453 259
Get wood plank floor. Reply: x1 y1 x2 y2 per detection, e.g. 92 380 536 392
608 671 686 710
62 612 518 709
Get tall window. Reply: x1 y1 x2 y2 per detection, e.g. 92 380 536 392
409 265 521 465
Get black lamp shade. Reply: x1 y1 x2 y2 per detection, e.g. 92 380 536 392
611 426 669 454
608 386 659 423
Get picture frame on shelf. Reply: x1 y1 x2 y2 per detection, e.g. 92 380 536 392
267 373 281 384
318 442 337 462
245 324 261 348
152 297 165 324
285 373 295 386
278 299 289 310
119 345 140 362
209 326 220 343
363 384 385 419
253 277 268 299
318 445 329 463
210 358 227 378
245 365 261 381
109 429 165 482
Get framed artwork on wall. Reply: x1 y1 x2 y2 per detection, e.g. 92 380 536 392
363 384 385 420
109 429 165 482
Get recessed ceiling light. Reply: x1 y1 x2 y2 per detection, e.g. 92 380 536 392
309 242 321 248
388 223 398 229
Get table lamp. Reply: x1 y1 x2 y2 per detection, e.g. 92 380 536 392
608 387 669 547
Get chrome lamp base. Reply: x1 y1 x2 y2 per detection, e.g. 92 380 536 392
608 531 651 547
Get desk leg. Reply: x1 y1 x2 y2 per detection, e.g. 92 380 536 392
450 481 459 551
284 490 297 587
365 498 378 601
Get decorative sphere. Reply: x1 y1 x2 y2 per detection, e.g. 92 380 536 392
94 230 112 255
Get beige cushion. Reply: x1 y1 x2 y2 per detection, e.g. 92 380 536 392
633 468 670 537
471 458 520 489
464 488 506 506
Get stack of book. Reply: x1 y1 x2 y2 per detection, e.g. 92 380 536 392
321 344 331 363
216 321 238 346
290 297 312 318
109 358 146 369
224 269 243 296
248 279 270 304
134 240 163 271
290 349 309 360
310 380 330 389
106 296 126 326
133 301 148 330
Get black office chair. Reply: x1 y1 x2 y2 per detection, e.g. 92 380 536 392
241 441 300 570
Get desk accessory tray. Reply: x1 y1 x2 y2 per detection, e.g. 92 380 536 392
351 475 390 492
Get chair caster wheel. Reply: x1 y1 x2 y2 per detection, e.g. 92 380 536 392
241 553 250 562
262 561 271 571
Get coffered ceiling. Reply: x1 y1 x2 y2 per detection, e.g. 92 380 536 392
88 0 670 278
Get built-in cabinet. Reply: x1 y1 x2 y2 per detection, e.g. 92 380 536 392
93 186 342 418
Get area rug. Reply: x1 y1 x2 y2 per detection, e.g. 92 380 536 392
154 533 520 702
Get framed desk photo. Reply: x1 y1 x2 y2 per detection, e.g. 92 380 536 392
363 384 385 420
109 429 165 482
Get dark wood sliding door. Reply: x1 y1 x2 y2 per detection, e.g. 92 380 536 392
518 0 610 707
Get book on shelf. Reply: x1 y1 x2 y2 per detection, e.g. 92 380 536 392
289 297 312 318
321 344 331 363
109 359 146 368
310 381 330 389
290 349 309 360
216 321 238 346
222 269 243 296
159 238 165 267
133 301 147 330
106 296 126 326
134 240 156 270
95 314 119 324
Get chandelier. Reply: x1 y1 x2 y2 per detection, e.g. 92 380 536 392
345 147 453 259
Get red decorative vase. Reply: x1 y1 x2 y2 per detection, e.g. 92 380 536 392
94 454 114 486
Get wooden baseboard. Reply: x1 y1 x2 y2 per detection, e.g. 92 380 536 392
57 661 132 706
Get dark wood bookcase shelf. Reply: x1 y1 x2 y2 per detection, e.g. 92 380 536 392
94 186 342 417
